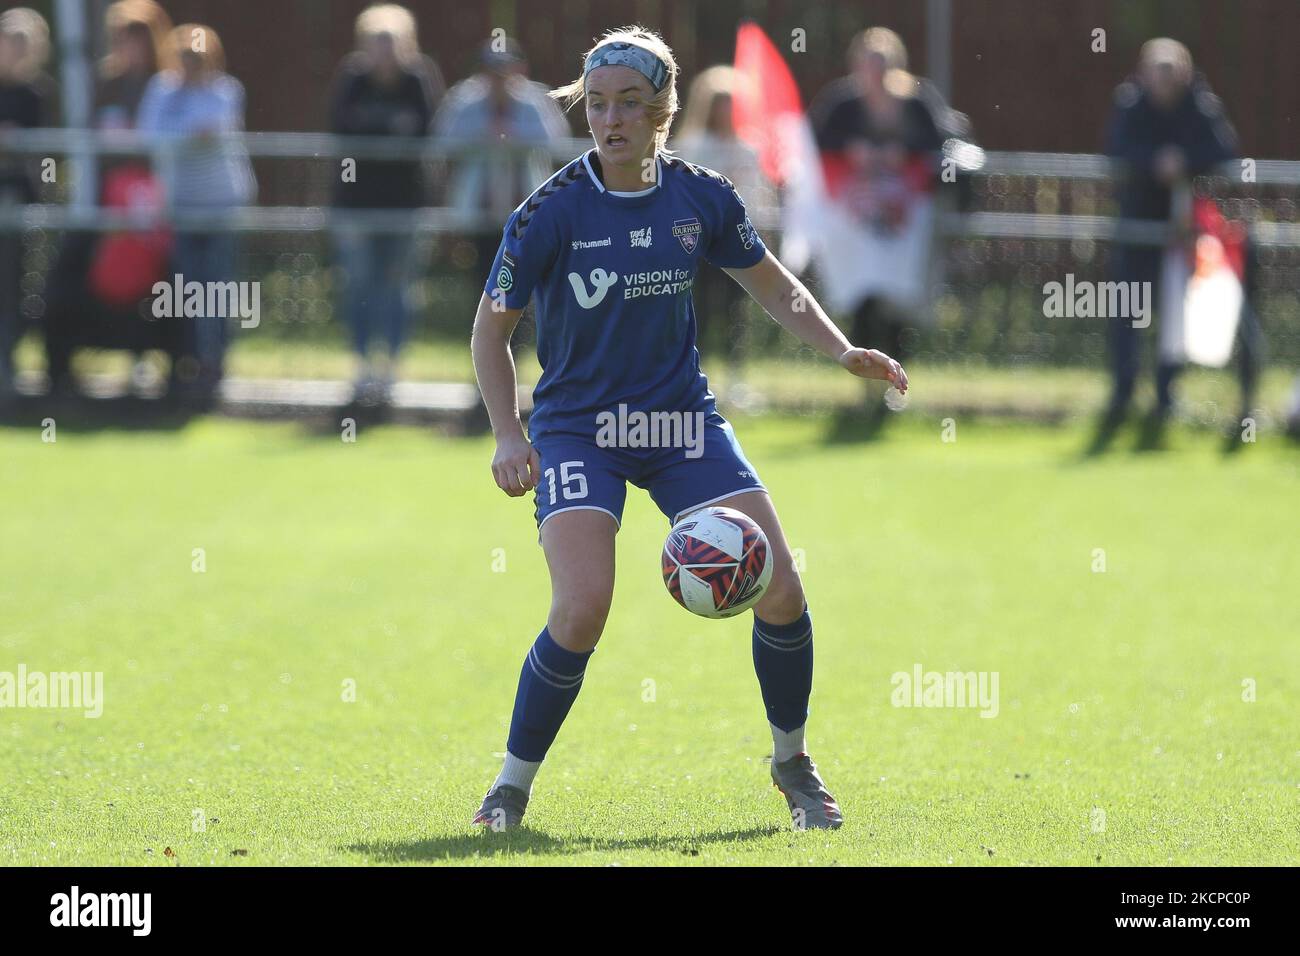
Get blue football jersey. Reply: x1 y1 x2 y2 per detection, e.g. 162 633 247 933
483 148 767 441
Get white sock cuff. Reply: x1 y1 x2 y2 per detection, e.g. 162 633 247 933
770 723 807 763
494 752 542 794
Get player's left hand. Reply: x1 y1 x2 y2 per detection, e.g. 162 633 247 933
839 347 908 393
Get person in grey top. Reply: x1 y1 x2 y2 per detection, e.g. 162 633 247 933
137 24 255 208
137 23 256 404
434 37 570 284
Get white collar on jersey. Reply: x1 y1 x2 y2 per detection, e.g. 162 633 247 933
583 149 662 196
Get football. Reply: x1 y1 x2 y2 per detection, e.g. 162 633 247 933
661 506 773 618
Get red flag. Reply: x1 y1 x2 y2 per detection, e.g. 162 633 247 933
732 21 804 186
731 21 829 274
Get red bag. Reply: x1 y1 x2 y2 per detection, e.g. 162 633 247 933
87 164 172 308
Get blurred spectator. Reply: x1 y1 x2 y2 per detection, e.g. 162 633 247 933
1102 38 1238 427
674 65 775 206
96 0 174 133
330 3 439 404
807 27 968 425
44 0 177 396
1287 374 1300 439
671 65 775 373
138 23 256 404
434 37 569 286
0 7 53 400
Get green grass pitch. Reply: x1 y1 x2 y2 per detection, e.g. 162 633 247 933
1 412 1296 865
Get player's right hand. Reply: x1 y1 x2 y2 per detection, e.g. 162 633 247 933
491 432 541 497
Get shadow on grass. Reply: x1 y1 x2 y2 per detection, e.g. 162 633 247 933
1077 407 1174 459
821 404 891 446
0 393 199 433
1220 429 1248 456
1131 409 1171 453
285 399 486 440
1079 407 1128 458
0 392 482 440
345 824 785 863
289 399 393 438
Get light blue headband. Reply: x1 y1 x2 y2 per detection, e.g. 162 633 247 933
584 41 669 92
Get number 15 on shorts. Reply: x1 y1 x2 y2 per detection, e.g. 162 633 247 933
544 461 588 504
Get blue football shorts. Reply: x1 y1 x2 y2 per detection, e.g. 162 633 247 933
530 411 765 536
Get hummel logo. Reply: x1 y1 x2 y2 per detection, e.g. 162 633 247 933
572 237 612 250
630 226 652 249
568 268 619 309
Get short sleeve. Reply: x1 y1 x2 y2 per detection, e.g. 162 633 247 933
484 201 559 310
704 183 766 269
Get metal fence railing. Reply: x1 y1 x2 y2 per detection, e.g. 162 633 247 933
1 129 1297 370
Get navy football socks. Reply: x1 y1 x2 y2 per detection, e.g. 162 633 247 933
493 611 813 792
504 627 594 766
752 606 814 741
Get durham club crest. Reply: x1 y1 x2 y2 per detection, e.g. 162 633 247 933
673 217 702 254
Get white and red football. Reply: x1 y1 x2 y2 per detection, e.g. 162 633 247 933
661 506 773 619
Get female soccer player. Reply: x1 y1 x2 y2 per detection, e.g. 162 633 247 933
470 26 907 831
